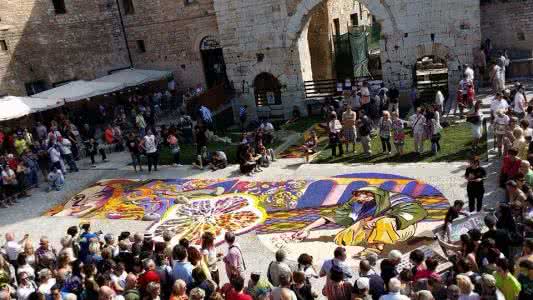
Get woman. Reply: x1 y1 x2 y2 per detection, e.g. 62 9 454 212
512 127 529 160
23 240 36 267
17 253 35 280
16 271 37 300
169 279 188 300
201 232 220 286
0 255 15 290
328 112 343 157
167 131 182 167
391 111 406 155
467 102 484 151
378 111 392 154
187 247 211 281
429 107 443 154
296 254 318 283
409 249 426 279
465 157 487 212
142 130 159 173
322 267 352 300
456 274 480 300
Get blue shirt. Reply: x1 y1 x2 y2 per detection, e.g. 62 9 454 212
172 260 193 285
320 259 353 279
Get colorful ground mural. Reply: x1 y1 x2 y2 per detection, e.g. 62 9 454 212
47 173 450 257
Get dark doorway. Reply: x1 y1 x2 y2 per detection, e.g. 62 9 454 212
253 72 282 107
200 36 228 89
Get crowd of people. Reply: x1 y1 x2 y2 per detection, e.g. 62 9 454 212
322 81 445 158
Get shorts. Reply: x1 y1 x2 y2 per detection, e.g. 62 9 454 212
343 127 356 142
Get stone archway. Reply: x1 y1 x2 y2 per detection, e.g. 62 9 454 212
286 0 399 45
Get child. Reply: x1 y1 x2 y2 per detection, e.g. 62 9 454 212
257 142 271 168
47 167 64 192
391 111 406 155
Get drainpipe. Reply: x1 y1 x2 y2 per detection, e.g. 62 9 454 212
115 0 134 68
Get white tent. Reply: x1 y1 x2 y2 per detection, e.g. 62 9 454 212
0 96 65 121
93 68 172 87
31 80 125 102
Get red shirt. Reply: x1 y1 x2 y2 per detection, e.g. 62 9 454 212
225 289 252 300
137 270 160 289
104 128 114 144
501 155 521 177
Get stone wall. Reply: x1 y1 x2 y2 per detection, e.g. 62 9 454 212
0 0 218 96
481 0 533 52
0 0 129 95
215 0 481 118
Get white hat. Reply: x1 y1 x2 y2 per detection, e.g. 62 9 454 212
356 277 370 290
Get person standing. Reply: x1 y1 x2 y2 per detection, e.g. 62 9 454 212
126 133 143 172
87 138 107 168
239 105 248 131
465 157 486 212
223 231 245 281
361 82 371 115
60 137 78 172
391 111 406 156
167 132 182 167
467 102 484 151
142 130 158 173
514 85 527 119
328 112 343 157
378 111 393 155
358 113 373 156
410 107 427 154
136 112 147 138
341 105 357 153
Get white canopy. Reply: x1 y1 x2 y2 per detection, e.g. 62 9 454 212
0 96 65 121
32 80 125 102
93 68 172 87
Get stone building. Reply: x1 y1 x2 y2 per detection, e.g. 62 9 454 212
0 0 532 119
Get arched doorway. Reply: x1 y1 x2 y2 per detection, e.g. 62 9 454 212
414 55 449 107
253 73 282 107
200 36 228 89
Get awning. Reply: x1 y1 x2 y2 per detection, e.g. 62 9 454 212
93 68 172 87
32 80 125 102
0 96 65 121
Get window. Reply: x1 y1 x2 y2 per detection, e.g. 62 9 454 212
184 0 195 5
52 0 66 14
517 31 526 41
254 73 282 106
123 0 135 15
136 40 146 53
350 13 359 26
333 19 340 36
25 81 48 96
0 40 7 51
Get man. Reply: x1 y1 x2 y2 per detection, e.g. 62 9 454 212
319 247 353 279
37 269 57 297
3 232 29 266
410 107 427 154
517 239 533 273
518 260 533 300
483 215 511 259
35 236 57 271
47 167 64 192
380 250 402 287
123 273 141 300
342 104 357 153
99 286 123 300
387 85 400 113
359 259 386 300
494 258 521 300
506 180 527 218
520 161 533 186
267 250 292 287
226 276 253 300
171 245 193 285
358 113 373 155
60 137 78 172
223 231 245 280
270 274 297 300
379 278 410 300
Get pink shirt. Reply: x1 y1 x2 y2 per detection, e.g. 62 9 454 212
223 244 244 279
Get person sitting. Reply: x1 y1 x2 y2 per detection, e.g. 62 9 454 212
239 145 258 176
192 146 209 170
301 131 319 163
47 167 64 192
257 142 272 168
209 151 228 171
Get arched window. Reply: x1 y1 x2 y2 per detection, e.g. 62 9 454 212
253 73 282 106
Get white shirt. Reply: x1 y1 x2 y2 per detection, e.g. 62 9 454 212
465 67 475 82
4 240 22 261
48 147 61 163
143 135 157 153
60 139 72 155
514 92 526 113
328 120 342 133
111 271 127 289
17 282 36 300
38 278 56 295
490 99 509 114
260 122 274 132
379 292 410 300
458 292 480 300
435 91 445 106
